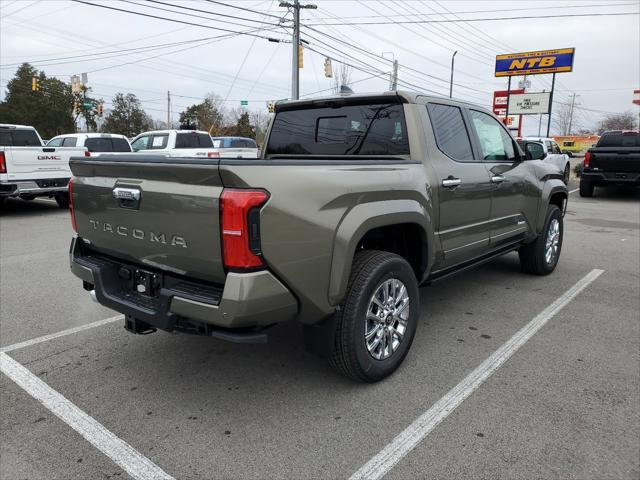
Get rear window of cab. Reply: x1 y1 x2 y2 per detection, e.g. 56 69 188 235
266 103 410 157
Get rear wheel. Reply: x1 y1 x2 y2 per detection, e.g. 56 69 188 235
519 205 563 275
55 193 69 208
579 179 594 197
329 250 419 382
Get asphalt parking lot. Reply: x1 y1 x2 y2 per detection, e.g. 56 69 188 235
1 182 639 480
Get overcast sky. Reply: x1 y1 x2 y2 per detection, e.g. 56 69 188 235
1 0 639 135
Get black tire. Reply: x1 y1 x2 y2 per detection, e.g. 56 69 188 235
329 250 419 382
563 163 570 185
579 179 594 197
55 193 69 208
0 197 6 210
519 205 563 275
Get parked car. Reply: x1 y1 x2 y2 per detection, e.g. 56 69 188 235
130 130 219 158
67 92 567 382
47 133 132 156
517 137 571 184
580 130 640 197
0 124 86 208
211 136 259 158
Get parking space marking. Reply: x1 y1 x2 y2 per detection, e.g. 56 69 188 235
0 352 175 480
0 315 122 353
569 187 579 194
349 268 604 480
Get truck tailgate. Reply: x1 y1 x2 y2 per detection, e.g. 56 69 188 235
5 146 78 176
590 147 640 172
70 155 226 284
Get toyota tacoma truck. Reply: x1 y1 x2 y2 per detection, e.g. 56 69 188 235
68 92 567 382
580 130 640 197
0 124 86 208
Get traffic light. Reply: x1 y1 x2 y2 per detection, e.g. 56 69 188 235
323 57 333 78
31 76 40 92
298 44 303 69
267 101 275 113
97 102 104 115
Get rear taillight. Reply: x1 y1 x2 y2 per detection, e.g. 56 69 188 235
68 178 77 232
221 189 269 270
0 151 6 174
208 151 220 158
584 151 591 168
84 151 91 157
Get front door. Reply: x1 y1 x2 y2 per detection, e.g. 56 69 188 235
467 109 533 246
425 102 493 268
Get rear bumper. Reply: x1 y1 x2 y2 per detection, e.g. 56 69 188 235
69 237 298 333
0 178 70 197
581 171 640 185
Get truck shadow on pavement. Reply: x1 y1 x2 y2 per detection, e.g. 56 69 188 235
0 198 63 217
584 186 640 202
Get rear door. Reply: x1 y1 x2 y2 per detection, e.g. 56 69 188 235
70 156 226 284
467 109 532 246
425 102 493 267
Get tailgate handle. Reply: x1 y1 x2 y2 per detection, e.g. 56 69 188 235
113 187 141 209
42 147 55 152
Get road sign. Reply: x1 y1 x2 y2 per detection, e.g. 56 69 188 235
493 89 524 137
495 48 575 77
240 100 248 106
507 92 552 115
82 102 93 108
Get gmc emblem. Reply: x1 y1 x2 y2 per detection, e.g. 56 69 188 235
37 155 61 160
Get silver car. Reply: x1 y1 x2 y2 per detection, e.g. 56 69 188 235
518 137 571 184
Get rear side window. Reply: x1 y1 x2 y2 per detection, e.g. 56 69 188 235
47 137 64 147
597 131 640 147
0 128 41 146
266 103 410 157
230 138 257 148
426 103 474 161
175 133 213 149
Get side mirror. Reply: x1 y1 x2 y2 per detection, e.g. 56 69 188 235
524 142 546 161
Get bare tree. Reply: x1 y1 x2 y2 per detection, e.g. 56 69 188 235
250 110 271 146
597 111 638 134
552 102 573 136
332 63 352 94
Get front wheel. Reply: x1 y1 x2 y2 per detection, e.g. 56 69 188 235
563 164 570 185
329 250 419 382
519 205 563 275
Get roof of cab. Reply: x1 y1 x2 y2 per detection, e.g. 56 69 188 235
0 124 36 130
274 90 485 111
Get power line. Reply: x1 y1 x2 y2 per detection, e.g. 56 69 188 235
202 0 283 20
305 11 639 26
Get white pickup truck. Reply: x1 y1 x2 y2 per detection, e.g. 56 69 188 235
0 124 86 208
130 130 219 158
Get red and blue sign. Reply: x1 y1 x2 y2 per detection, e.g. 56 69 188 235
495 48 575 77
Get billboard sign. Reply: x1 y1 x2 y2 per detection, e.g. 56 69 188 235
633 89 640 106
493 89 524 136
507 92 552 115
495 48 575 77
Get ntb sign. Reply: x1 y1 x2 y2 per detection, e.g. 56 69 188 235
495 48 575 77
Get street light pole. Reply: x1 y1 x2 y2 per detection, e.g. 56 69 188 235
449 51 458 98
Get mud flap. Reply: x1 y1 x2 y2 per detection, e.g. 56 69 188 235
303 315 338 358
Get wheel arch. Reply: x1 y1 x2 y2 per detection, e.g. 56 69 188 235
328 199 434 306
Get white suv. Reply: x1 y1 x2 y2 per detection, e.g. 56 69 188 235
47 133 132 155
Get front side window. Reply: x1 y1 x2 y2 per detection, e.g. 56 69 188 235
131 135 150 150
150 134 168 149
63 137 78 147
266 102 410 157
426 103 474 161
47 137 64 147
469 110 516 162
551 142 562 154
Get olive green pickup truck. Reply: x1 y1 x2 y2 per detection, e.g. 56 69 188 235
68 92 567 382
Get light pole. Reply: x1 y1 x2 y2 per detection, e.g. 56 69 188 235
280 0 317 100
449 51 458 98
382 52 397 91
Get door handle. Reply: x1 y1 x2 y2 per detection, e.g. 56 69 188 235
442 178 462 188
491 175 505 184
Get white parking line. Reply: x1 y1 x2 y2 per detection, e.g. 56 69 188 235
0 315 123 353
0 352 174 480
569 187 579 194
349 268 604 480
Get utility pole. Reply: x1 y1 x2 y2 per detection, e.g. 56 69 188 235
449 51 457 98
391 60 398 91
167 90 171 128
567 92 577 135
280 0 316 100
